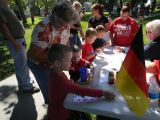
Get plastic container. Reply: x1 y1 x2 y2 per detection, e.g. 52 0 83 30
79 67 88 82
148 79 160 111
90 66 101 88
108 71 116 85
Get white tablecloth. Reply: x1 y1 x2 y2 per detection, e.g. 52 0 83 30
64 47 160 120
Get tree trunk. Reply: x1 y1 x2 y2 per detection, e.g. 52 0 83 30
108 0 114 14
15 0 27 23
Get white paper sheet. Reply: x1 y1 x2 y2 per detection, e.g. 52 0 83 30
73 95 102 103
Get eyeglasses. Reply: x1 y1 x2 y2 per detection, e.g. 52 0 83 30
146 31 152 34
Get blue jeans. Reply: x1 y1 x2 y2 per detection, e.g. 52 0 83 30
27 59 49 104
70 33 82 48
6 38 33 90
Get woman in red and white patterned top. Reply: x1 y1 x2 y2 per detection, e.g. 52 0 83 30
27 1 78 104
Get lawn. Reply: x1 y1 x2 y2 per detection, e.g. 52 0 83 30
24 15 159 47
24 16 44 49
0 13 160 81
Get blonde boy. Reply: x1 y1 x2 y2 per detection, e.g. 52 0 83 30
82 28 99 62
92 25 110 50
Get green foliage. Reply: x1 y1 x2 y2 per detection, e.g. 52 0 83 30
24 16 43 49
82 12 109 21
0 11 160 81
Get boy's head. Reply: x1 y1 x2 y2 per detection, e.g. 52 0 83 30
95 25 106 39
72 1 82 12
71 45 82 64
48 44 72 71
85 28 97 44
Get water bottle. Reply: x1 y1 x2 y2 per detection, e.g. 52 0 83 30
90 66 101 88
148 79 160 111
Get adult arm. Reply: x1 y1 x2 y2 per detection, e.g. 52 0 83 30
144 41 160 60
109 31 114 46
105 22 110 32
27 43 48 63
0 23 21 51
109 22 115 46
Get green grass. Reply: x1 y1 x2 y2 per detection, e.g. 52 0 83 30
0 12 160 81
0 16 42 81
24 16 43 49
24 12 160 47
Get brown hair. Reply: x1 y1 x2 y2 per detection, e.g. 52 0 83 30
85 28 97 38
48 44 72 63
123 2 130 8
95 25 106 33
91 3 104 15
121 6 130 13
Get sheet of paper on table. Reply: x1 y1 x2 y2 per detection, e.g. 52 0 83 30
73 95 102 103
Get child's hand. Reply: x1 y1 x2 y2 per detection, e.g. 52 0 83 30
113 46 124 53
95 49 102 54
103 91 115 101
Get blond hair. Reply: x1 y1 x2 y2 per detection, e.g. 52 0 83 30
146 19 160 38
72 1 82 9
85 28 97 38
95 25 106 33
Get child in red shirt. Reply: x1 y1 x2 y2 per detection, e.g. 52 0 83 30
82 28 101 62
69 45 91 82
48 44 115 120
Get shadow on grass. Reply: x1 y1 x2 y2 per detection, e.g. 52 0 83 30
0 37 14 81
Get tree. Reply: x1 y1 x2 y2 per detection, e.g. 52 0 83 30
151 0 157 12
14 0 27 23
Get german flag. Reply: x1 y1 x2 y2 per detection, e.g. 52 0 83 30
115 25 149 116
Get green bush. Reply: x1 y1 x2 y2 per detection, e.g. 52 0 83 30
81 12 109 22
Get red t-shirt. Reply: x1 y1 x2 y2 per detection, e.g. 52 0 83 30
69 59 90 82
48 71 103 120
82 42 95 62
70 59 90 72
109 17 139 46
154 60 160 82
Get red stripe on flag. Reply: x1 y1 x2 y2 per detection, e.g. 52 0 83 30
123 49 148 96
